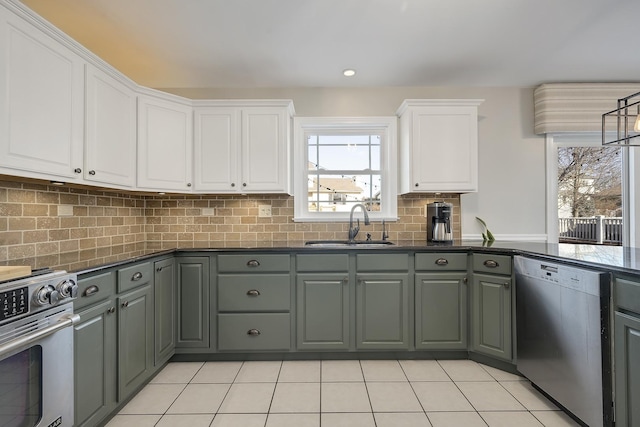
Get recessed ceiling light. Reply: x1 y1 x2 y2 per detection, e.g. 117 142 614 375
343 69 356 77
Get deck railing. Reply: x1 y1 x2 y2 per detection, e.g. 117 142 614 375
558 216 623 245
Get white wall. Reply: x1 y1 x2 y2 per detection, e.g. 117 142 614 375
166 86 546 240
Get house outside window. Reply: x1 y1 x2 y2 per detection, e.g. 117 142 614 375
293 117 397 222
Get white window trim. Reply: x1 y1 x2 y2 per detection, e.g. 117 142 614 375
293 116 398 222
545 132 633 246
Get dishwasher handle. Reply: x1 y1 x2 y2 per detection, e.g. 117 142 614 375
0 314 80 357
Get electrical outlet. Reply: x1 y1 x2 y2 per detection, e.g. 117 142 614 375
202 208 215 216
258 205 272 218
58 205 74 217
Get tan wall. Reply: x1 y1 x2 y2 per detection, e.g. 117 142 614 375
1 179 460 267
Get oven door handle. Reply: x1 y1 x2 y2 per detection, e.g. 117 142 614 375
0 313 81 357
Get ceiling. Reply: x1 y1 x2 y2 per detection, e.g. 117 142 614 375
20 0 640 89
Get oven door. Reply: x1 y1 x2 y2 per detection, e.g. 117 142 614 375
0 305 79 427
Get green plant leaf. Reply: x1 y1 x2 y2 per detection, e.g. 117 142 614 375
482 232 487 241
487 229 495 241
476 217 488 228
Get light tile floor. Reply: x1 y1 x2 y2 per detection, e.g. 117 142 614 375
106 359 581 427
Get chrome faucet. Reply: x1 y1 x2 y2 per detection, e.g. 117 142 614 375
348 203 370 242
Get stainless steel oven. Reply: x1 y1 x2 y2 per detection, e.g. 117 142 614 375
0 270 79 427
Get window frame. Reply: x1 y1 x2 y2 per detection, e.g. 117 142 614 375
293 116 398 222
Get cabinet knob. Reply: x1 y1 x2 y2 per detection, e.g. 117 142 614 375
74 168 82 174
242 183 247 187
246 289 261 296
342 277 348 285
247 260 260 267
503 282 510 289
88 170 96 175
415 183 419 187
231 183 236 187
435 258 449 266
463 277 468 284
247 329 261 336
107 307 116 314
187 183 192 187
121 301 129 308
156 267 163 272
483 260 499 268
131 272 143 281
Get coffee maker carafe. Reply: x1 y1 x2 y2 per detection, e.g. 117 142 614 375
427 202 453 242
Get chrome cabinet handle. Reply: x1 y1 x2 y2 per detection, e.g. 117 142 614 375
107 307 116 314
131 272 143 281
247 329 261 336
83 285 99 297
246 289 260 296
483 260 499 268
435 258 449 266
156 267 163 272
247 260 260 267
88 170 96 175
121 301 129 308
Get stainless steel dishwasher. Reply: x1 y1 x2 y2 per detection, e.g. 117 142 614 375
514 256 613 427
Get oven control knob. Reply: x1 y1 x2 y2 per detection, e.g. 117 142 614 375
34 285 62 306
57 279 78 299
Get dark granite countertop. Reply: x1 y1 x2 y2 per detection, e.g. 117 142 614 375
3 240 640 277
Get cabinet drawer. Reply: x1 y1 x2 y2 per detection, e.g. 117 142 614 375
75 271 116 310
218 313 290 351
117 262 153 293
218 254 290 273
472 254 512 275
296 254 349 272
356 253 409 272
615 277 640 314
415 253 468 271
218 275 290 312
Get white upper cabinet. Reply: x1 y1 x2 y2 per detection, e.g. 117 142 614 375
0 5 84 181
85 64 136 188
193 101 294 194
137 92 194 192
397 99 483 193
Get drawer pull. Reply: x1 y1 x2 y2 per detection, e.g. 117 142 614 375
246 289 261 296
83 285 99 297
131 272 143 281
435 258 449 266
247 329 261 336
121 301 129 308
247 260 260 267
483 260 499 268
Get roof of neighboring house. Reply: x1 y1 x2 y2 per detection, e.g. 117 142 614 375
309 177 363 194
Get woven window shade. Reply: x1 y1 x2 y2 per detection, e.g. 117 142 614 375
534 83 640 134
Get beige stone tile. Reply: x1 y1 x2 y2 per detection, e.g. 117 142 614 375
211 414 267 427
105 415 162 427
374 412 432 427
458 382 525 411
167 383 229 414
218 383 276 413
322 360 364 382
191 361 243 383
500 381 558 410
479 364 525 381
427 412 487 427
321 382 371 412
479 411 544 426
411 382 475 412
270 382 320 413
155 414 214 427
438 360 494 381
119 384 186 414
400 360 450 381
360 360 406 381
366 382 423 412
321 413 376 427
531 410 582 426
266 413 319 427
278 361 321 382
235 361 282 383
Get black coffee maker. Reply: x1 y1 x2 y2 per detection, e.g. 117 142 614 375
427 202 453 242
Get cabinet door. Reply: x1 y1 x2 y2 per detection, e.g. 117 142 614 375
117 284 153 400
399 102 479 193
356 273 409 350
154 258 175 365
85 64 136 188
176 257 211 349
241 107 291 193
615 311 640 427
193 107 240 191
74 299 117 427
137 94 193 191
472 273 512 360
0 8 84 180
415 272 468 350
296 274 350 350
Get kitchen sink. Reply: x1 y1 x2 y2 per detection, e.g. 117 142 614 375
305 240 395 247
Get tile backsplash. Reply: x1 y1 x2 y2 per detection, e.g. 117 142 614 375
0 178 460 267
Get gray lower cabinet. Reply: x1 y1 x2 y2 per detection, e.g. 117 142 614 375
296 273 349 350
471 272 512 360
614 276 640 427
154 258 175 365
415 272 468 350
175 256 211 350
356 273 410 350
74 288 117 427
117 282 154 400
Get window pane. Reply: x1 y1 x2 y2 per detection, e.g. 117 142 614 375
307 173 381 213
